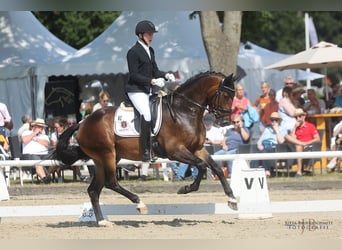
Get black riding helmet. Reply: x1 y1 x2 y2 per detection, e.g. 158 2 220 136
135 20 158 35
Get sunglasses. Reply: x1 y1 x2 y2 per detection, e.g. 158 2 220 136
270 118 280 122
295 115 304 118
233 121 240 124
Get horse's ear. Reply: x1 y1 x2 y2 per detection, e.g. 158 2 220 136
220 73 235 92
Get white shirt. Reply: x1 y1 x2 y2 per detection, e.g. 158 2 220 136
138 40 151 59
204 126 224 146
22 130 49 155
17 123 30 137
0 102 11 126
92 102 113 112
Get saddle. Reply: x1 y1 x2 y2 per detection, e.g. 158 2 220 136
114 94 163 137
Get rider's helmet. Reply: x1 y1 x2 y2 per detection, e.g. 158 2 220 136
135 20 158 35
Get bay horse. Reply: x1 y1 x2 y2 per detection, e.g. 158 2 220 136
52 71 238 227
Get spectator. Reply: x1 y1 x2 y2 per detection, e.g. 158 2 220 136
303 88 325 115
214 114 250 177
0 133 9 153
21 118 51 184
326 120 342 171
286 108 320 178
49 117 88 183
92 90 113 112
253 81 270 115
291 84 305 108
334 85 342 108
278 86 296 133
231 83 252 117
0 101 13 136
276 76 295 102
259 89 279 133
17 114 32 137
250 112 287 177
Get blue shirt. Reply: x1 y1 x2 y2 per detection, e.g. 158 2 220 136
258 125 288 146
224 127 250 150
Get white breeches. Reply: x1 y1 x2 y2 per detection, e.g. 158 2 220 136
127 92 151 121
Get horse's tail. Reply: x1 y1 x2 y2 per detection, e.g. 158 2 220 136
51 123 89 165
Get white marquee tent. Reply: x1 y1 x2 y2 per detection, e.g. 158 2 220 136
1 11 324 133
42 11 323 102
0 11 76 132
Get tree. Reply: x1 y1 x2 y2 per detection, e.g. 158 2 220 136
199 11 242 77
33 11 121 49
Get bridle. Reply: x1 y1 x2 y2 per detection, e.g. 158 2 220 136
208 76 235 120
168 74 235 122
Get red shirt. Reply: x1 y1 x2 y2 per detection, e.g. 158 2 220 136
295 121 318 142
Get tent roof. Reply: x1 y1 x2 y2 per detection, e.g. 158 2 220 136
0 11 76 78
38 11 209 78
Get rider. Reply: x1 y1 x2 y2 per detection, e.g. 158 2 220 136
126 20 175 162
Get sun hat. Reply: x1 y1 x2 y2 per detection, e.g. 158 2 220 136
294 108 306 117
31 118 47 127
270 112 281 120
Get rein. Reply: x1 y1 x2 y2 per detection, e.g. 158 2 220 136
166 77 235 123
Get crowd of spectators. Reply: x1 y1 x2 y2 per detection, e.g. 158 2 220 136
1 74 342 183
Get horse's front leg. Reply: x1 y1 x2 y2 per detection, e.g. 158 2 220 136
176 148 208 194
206 155 238 210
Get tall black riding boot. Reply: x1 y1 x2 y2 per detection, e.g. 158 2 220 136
140 117 152 162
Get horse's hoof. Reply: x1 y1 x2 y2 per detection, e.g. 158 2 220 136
136 201 148 214
98 220 113 227
177 185 190 194
227 197 238 211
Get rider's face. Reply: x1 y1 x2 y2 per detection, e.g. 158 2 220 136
142 32 154 46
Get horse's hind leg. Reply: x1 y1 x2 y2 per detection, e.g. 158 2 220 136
87 162 111 227
101 159 148 214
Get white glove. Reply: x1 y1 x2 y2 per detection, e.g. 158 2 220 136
165 73 176 82
151 78 165 88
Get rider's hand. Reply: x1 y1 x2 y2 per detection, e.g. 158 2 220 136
151 78 165 87
165 73 176 82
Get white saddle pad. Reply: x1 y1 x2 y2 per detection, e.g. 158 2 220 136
114 100 163 137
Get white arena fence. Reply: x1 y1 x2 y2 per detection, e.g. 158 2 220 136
1 151 342 186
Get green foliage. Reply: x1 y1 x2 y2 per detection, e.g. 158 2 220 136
33 11 121 49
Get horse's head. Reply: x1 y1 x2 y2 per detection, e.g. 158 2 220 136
208 73 236 126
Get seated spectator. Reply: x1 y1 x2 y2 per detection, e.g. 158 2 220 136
276 76 295 102
0 132 9 150
92 90 113 113
21 118 51 184
231 83 252 117
259 89 279 133
17 114 32 137
291 84 305 108
327 120 342 171
278 86 296 133
250 112 287 177
285 108 320 178
303 89 325 115
253 81 270 115
214 114 250 177
49 117 88 183
0 101 12 136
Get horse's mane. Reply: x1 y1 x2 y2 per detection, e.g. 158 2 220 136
175 71 226 93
